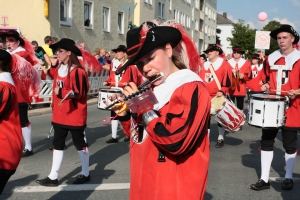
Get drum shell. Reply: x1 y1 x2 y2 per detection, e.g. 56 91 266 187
248 94 286 128
97 88 122 110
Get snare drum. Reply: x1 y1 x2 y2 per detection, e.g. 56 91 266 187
97 88 122 110
248 94 287 128
211 96 246 132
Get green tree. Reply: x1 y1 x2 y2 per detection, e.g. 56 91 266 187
261 20 281 55
227 19 256 58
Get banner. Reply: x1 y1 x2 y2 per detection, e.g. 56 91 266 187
255 31 271 49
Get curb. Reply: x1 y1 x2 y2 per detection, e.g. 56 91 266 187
28 98 98 117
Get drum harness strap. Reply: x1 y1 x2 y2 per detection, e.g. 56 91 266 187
209 64 221 90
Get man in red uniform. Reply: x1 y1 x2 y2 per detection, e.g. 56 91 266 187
250 24 300 191
0 30 40 157
228 46 251 111
0 50 22 194
104 45 143 143
199 44 232 148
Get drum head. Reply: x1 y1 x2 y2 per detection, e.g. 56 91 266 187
100 88 122 93
251 94 285 101
211 96 225 110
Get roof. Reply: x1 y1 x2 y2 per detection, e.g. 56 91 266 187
217 13 234 25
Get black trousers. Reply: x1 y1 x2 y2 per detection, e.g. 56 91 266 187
261 128 297 154
0 175 11 195
53 126 87 150
19 104 29 127
230 96 244 110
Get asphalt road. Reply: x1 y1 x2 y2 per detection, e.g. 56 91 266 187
1 100 300 200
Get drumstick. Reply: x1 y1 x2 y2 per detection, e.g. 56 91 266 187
271 89 300 95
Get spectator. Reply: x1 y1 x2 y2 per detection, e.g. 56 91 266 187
84 19 90 27
51 37 59 55
42 36 53 58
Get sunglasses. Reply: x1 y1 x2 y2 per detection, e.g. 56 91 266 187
233 51 241 54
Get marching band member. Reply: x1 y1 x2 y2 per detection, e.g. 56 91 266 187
0 30 41 157
250 24 300 191
0 50 22 195
228 46 252 112
246 53 265 97
114 21 211 200
36 38 90 186
199 44 232 148
103 45 143 143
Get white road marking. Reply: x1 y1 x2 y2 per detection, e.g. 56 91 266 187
269 177 300 182
14 183 130 193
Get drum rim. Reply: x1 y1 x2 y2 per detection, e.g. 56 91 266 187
250 94 285 101
99 88 122 93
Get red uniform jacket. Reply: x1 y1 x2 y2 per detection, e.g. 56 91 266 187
0 73 22 176
246 64 265 92
228 58 251 96
48 64 89 129
129 70 210 200
199 57 232 98
264 49 300 129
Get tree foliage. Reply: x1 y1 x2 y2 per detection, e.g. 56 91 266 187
262 20 281 55
227 19 256 58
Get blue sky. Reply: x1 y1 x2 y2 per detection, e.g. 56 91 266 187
217 0 300 32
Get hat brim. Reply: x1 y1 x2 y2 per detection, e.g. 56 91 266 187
116 26 181 75
270 28 299 44
50 42 82 56
203 49 223 55
0 32 25 46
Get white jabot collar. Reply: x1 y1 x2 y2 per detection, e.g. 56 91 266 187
268 49 300 70
8 46 26 55
153 69 203 110
203 57 224 71
58 64 75 77
228 58 246 69
0 72 15 86
251 64 263 71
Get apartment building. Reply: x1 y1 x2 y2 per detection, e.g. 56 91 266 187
217 12 234 56
202 0 217 51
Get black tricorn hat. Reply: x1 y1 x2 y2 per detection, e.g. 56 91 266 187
115 21 182 75
0 49 12 63
251 53 260 60
232 46 245 54
270 24 299 44
0 30 25 46
111 45 127 53
203 44 223 54
50 38 82 56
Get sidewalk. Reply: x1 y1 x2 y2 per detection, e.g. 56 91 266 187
28 97 98 117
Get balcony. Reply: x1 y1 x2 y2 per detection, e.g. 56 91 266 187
199 31 204 39
200 11 204 20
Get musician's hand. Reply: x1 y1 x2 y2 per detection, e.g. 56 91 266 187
259 80 263 86
288 89 297 99
123 82 139 97
239 73 244 79
103 82 108 86
103 64 110 70
216 91 224 97
261 83 270 92
50 56 58 66
54 87 59 95
111 101 129 116
232 69 236 75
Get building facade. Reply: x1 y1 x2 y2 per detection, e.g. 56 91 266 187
216 12 234 56
202 0 217 51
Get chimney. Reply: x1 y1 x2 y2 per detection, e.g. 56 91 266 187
223 12 227 19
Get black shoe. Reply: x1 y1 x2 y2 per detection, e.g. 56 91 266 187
124 136 130 142
250 179 270 191
282 178 293 190
22 149 33 157
73 174 90 184
215 140 224 148
106 137 118 143
36 177 58 187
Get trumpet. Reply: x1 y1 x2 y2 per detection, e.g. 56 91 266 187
104 72 164 110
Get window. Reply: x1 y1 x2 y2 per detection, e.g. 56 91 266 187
84 1 93 28
103 6 110 32
158 2 165 19
195 0 200 9
204 25 207 34
205 6 208 15
192 6 194 21
60 0 72 26
144 0 152 5
169 0 172 10
118 11 124 34
195 19 199 31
